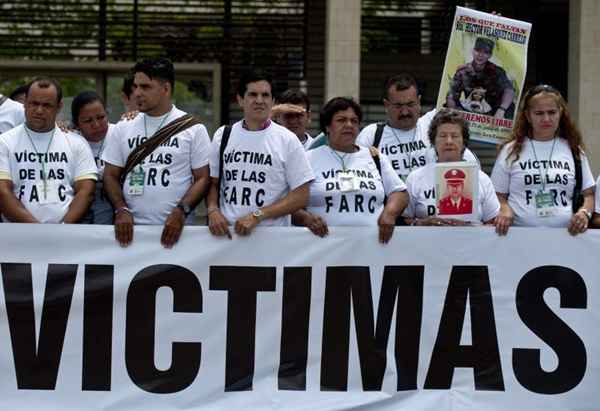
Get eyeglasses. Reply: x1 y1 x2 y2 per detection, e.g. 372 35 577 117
525 84 560 99
385 99 418 109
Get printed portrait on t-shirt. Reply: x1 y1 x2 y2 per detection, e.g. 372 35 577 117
435 162 478 217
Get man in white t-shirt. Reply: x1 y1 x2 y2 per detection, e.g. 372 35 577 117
102 58 211 248
356 73 477 181
271 89 314 150
0 93 25 134
207 69 314 237
0 78 97 223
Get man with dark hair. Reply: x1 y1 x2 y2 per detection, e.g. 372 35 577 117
357 73 477 182
206 69 314 237
272 89 313 149
120 72 137 112
0 77 97 223
102 57 211 248
446 37 515 118
9 84 28 104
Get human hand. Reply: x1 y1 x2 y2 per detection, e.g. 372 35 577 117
568 209 589 236
161 207 186 248
114 208 134 246
208 208 231 239
304 212 329 237
234 213 259 236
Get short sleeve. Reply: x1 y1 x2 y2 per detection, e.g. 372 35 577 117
101 122 126 168
579 151 595 191
403 171 419 218
72 134 98 180
190 124 211 169
479 172 500 222
491 145 511 194
284 137 314 190
378 153 406 195
0 138 11 179
356 123 376 147
209 125 226 178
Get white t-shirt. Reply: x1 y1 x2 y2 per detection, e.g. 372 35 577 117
595 175 600 214
306 145 406 226
0 96 25 134
405 162 499 223
491 138 595 227
79 124 115 224
356 109 478 180
302 133 314 150
209 121 315 226
0 125 98 223
102 107 211 225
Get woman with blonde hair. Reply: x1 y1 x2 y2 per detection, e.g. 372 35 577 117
491 84 595 235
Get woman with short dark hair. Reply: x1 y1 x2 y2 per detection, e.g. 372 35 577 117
71 91 114 224
293 97 408 243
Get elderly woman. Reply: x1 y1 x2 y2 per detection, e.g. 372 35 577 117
71 91 114 224
404 108 499 226
491 85 595 235
293 97 408 243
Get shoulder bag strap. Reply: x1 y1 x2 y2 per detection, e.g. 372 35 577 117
217 125 232 205
122 113 200 183
373 122 386 148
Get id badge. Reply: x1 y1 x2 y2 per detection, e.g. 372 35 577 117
128 167 145 196
535 191 555 217
338 171 357 193
37 181 60 204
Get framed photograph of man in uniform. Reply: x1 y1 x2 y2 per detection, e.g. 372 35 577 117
436 7 532 144
435 161 478 220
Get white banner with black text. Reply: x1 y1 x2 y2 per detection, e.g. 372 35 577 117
0 224 598 410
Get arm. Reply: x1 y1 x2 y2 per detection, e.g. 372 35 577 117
206 176 231 238
0 180 39 223
568 188 594 235
103 162 133 246
292 208 328 237
234 182 310 236
494 193 514 236
62 179 95 223
377 190 408 244
160 166 210 248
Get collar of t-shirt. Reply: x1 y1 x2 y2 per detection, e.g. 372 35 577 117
25 125 56 140
242 119 271 131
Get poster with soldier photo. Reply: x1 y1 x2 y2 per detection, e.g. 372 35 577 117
435 161 478 220
436 7 532 144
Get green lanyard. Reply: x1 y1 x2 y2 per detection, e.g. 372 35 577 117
329 147 349 172
530 137 557 193
24 126 56 199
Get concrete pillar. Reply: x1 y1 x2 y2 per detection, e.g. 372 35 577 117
568 0 600 175
324 0 361 102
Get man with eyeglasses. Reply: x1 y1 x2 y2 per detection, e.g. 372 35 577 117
357 73 477 183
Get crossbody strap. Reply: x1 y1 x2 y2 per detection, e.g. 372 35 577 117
122 114 201 183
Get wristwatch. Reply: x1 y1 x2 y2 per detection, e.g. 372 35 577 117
176 202 192 218
252 209 265 222
579 208 592 220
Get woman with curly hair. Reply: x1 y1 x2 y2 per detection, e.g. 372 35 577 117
491 84 595 235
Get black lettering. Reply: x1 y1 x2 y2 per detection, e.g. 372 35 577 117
278 267 311 390
424 266 504 391
255 188 265 207
320 266 424 391
241 187 251 206
161 169 170 187
512 265 587 394
125 264 202 394
0 263 77 389
147 168 157 186
210 266 276 391
82 265 114 391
